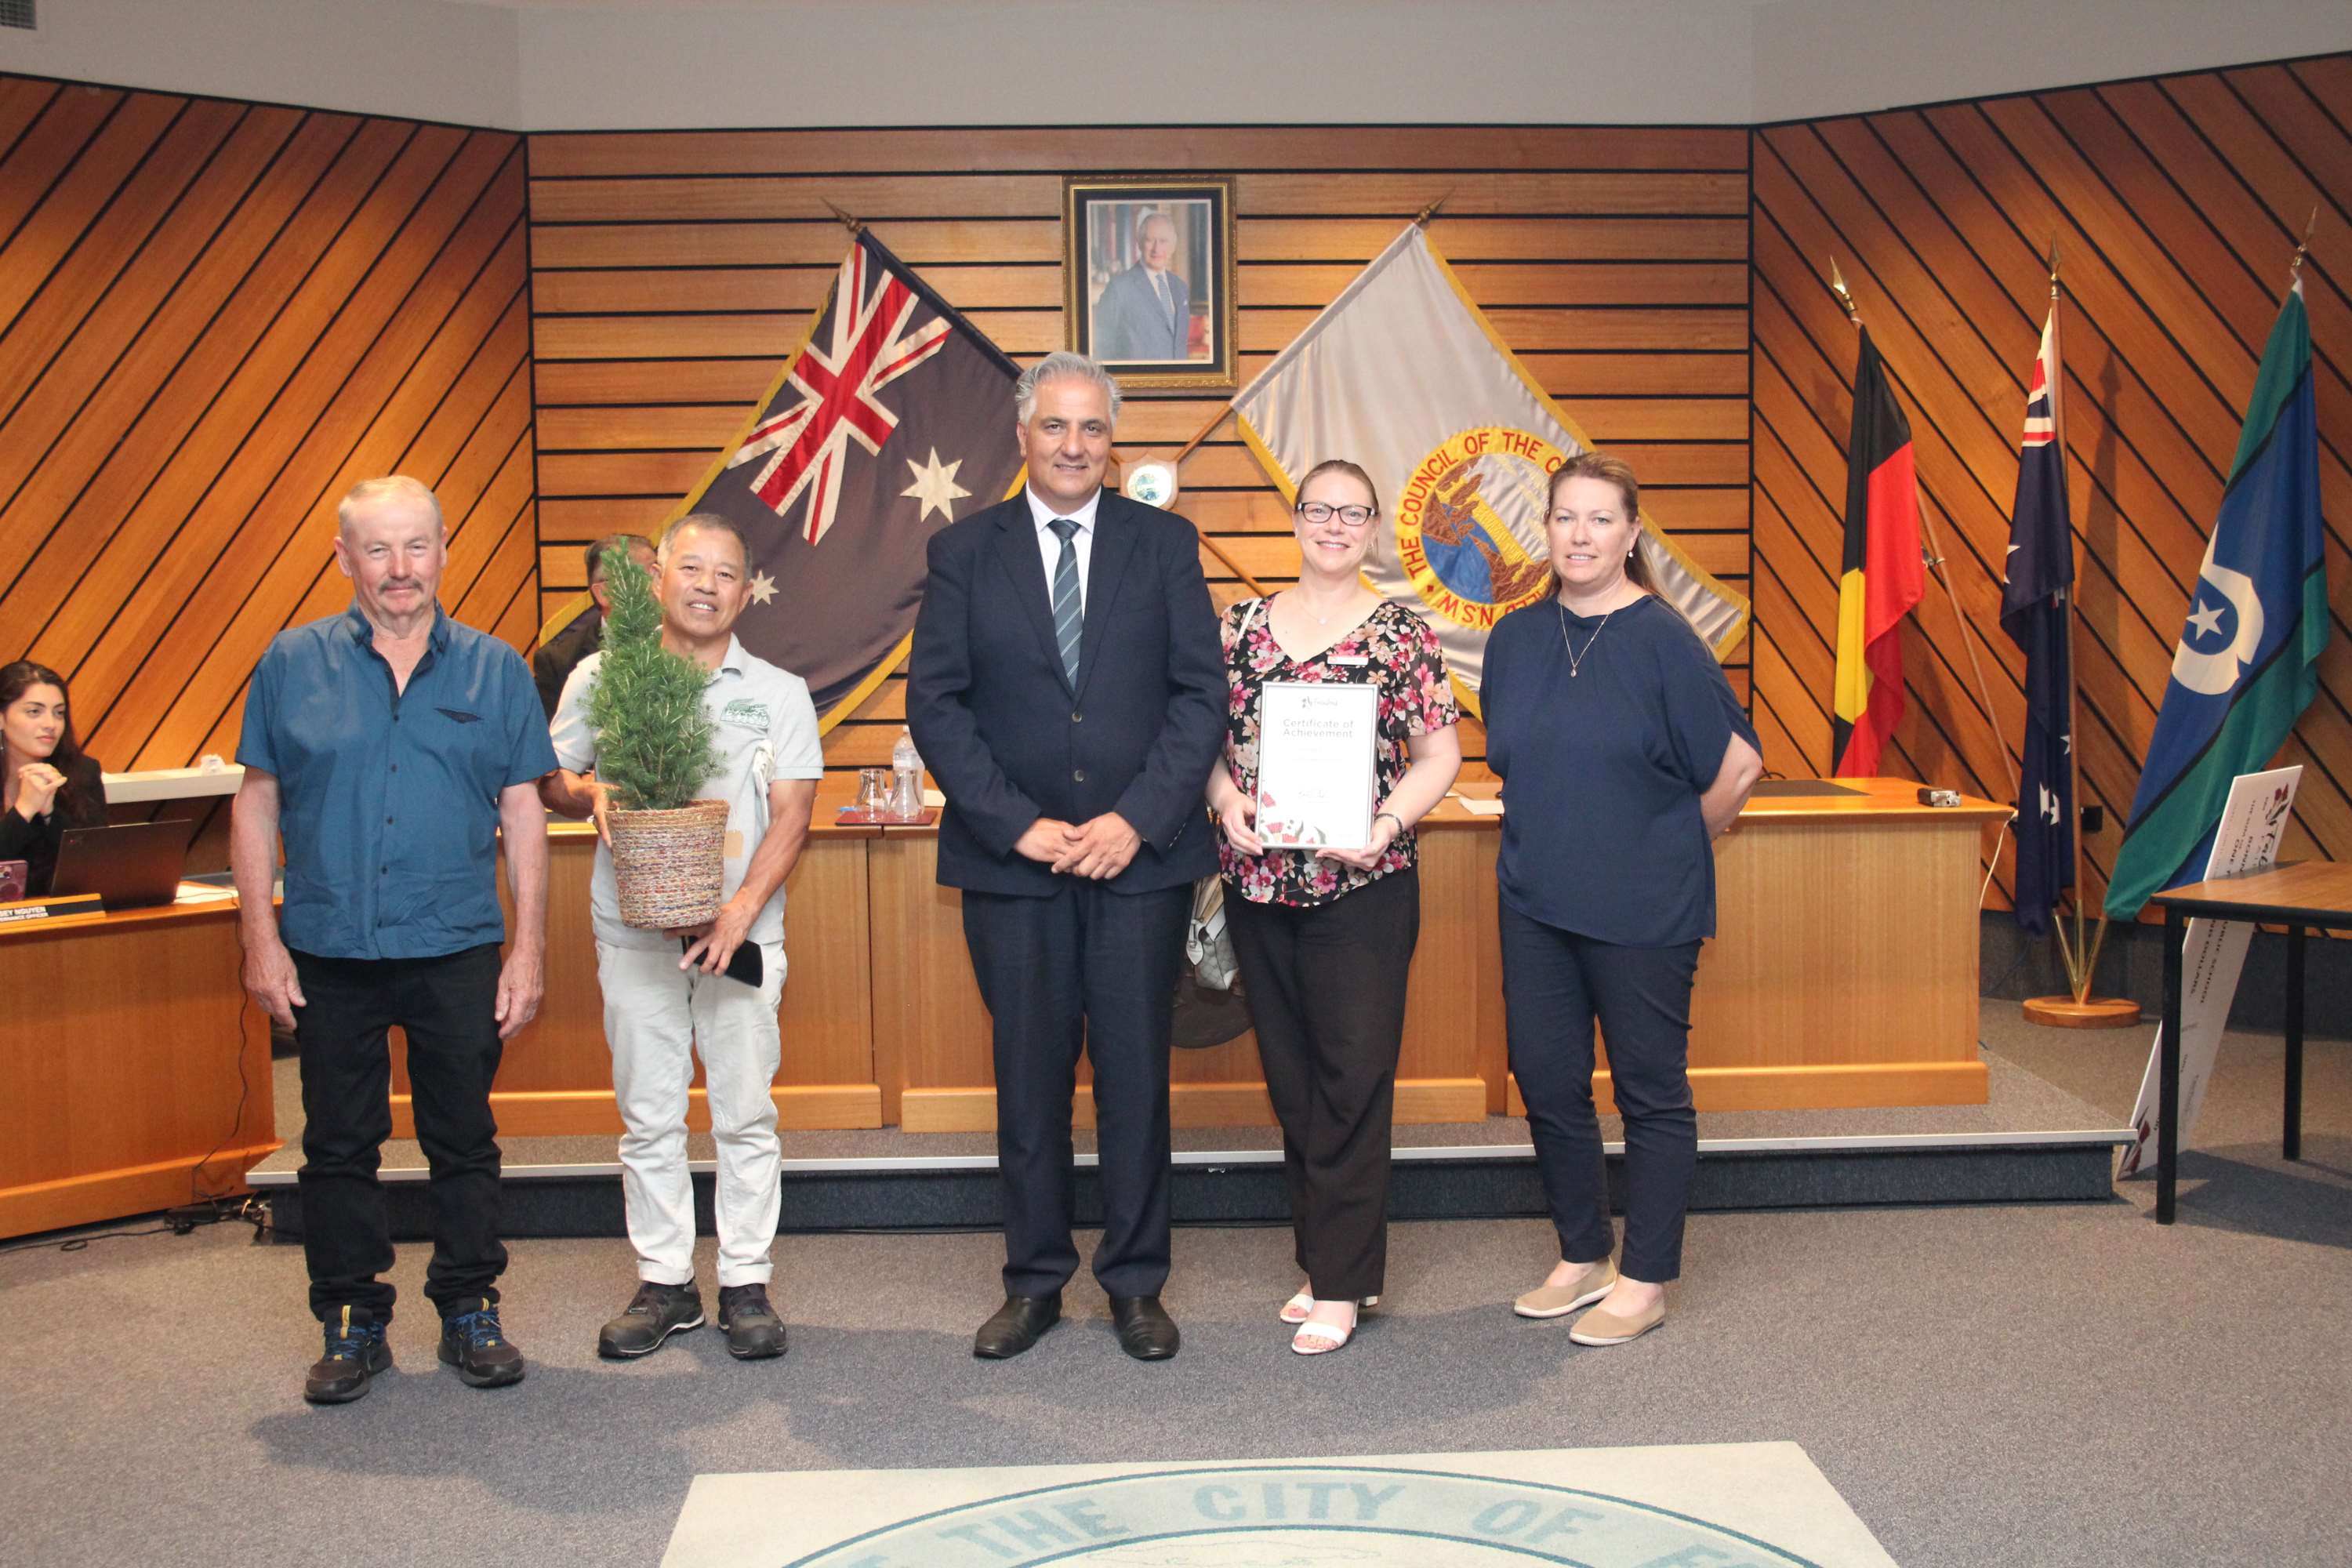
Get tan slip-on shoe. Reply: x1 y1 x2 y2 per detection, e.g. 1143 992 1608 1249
1568 1295 1666 1346
1512 1259 1617 1319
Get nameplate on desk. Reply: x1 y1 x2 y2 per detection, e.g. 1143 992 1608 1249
0 894 103 924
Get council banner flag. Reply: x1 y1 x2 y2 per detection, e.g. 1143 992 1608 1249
661 232 1023 727
1229 225 1749 710
1830 326 1926 778
2000 305 2074 937
2104 280 2328 919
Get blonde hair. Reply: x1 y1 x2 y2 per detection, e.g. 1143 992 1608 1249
1297 458 1381 517
336 475 440 535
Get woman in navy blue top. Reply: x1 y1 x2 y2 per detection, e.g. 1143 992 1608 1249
1482 452 1761 1348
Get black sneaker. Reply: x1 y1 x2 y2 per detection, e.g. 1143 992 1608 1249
597 1280 705 1359
717 1283 786 1360
437 1298 526 1388
304 1305 391 1405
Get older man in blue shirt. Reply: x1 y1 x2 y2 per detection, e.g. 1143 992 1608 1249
231 475 557 1406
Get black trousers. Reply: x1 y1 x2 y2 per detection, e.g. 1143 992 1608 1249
962 880 1189 1299
1225 867 1419 1301
292 944 508 1322
1498 903 1700 1283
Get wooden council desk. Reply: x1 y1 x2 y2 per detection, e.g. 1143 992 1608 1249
0 897 278 1239
405 775 2002 1139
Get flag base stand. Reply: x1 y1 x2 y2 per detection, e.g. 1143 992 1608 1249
2021 995 2142 1029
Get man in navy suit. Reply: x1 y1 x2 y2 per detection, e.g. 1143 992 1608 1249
1091 210 1192 362
908 351 1223 1361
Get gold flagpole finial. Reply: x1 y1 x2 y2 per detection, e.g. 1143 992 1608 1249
2048 234 2062 299
2290 206 2317 277
1413 192 1451 228
1828 258 1861 326
821 198 864 237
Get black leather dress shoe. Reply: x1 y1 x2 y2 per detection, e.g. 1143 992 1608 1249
1109 1295 1180 1361
973 1294 1061 1359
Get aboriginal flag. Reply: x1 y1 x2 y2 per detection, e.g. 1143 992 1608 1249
1831 327 1926 778
666 232 1022 724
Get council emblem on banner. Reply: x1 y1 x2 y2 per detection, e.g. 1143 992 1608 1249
1232 224 1748 712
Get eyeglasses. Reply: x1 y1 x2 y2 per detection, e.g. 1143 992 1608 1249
1296 502 1375 528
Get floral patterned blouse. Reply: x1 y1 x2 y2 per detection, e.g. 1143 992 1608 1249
1218 596 1458 907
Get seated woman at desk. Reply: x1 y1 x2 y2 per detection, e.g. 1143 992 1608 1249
1 661 107 897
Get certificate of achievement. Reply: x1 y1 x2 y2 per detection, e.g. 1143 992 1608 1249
1255 681 1378 850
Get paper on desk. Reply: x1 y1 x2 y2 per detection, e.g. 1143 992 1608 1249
1454 793 1504 816
174 881 239 904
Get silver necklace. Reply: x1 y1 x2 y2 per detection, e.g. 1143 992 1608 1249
1558 602 1613 677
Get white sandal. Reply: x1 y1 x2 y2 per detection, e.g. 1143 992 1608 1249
1281 1287 1379 1325
1290 1312 1357 1356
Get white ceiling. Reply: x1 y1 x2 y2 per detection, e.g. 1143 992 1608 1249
2 0 2343 130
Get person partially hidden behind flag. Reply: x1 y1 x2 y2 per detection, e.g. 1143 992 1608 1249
1482 454 1761 1348
908 350 1225 1361
533 534 659 720
542 514 822 1362
1091 210 1192 363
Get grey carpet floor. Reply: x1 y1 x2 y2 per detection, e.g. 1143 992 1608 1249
6 1005 2348 1568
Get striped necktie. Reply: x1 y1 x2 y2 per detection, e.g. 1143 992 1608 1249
1047 517 1083 688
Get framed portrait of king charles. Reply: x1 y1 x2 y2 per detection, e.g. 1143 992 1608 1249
1064 176 1238 390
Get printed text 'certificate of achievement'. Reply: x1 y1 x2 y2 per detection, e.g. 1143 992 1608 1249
1256 681 1377 850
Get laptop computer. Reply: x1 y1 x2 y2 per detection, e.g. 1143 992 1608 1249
49 819 198 910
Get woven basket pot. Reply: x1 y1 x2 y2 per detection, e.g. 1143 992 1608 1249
606 798 730 930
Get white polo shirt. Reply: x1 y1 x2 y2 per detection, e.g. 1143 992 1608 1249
550 635 824 951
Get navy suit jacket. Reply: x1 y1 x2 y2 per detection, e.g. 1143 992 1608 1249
907 490 1224 897
1092 263 1191 362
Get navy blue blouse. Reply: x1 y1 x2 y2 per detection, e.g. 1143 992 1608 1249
1483 594 1758 948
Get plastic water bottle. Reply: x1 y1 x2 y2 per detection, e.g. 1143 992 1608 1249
891 727 924 821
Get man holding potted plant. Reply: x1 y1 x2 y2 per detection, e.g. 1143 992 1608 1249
542 514 822 1362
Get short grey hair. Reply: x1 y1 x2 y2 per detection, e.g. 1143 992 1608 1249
1015 350 1121 428
658 511 753 572
337 474 440 534
1136 209 1177 240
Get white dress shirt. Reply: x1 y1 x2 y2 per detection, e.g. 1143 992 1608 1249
1026 484 1102 608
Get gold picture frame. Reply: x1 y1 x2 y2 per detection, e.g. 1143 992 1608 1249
1063 175 1238 390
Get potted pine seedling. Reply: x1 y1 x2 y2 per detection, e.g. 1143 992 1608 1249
586 548 728 928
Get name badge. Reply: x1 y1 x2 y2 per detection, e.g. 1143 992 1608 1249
1328 654 1370 667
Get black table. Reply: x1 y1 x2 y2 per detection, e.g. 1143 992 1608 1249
2149 862 2352 1223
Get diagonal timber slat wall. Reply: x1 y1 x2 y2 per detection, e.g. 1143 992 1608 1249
1748 53 2352 915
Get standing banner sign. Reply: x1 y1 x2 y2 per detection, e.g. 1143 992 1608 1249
2115 766 2302 1179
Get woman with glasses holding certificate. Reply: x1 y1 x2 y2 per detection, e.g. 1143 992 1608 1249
1483 452 1762 1348
1205 459 1461 1356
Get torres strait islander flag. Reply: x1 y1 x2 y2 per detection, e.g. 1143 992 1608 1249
1830 327 1926 778
552 232 1024 728
2104 280 2328 919
2000 304 2075 938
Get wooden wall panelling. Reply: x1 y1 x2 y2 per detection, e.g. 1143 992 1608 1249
0 74 538 779
1749 55 2352 917
528 124 1752 775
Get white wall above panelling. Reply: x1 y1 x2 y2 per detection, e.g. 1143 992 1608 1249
512 0 1759 129
1751 0 2352 122
3 0 2343 129
0 0 522 125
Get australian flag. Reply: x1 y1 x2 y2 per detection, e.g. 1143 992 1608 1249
685 232 1023 721
1999 305 2074 938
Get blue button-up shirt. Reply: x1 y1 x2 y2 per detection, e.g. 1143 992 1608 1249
237 604 558 960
